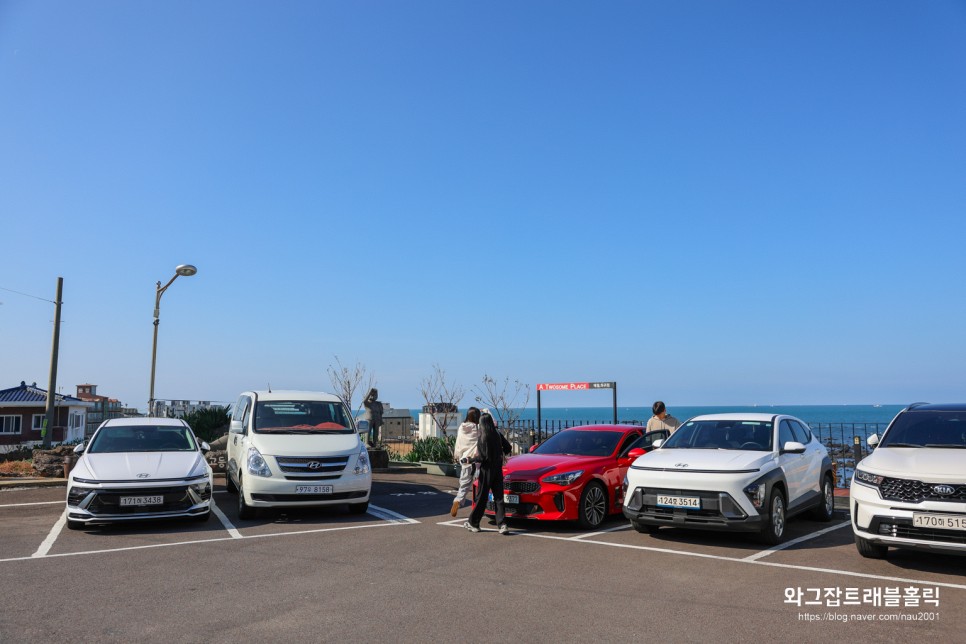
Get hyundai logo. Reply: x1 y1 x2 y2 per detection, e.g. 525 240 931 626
306 462 323 470
136 473 150 479
932 485 955 496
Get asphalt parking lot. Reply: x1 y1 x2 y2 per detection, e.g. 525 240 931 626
1 474 964 643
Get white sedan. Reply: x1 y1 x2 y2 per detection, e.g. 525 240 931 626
622 413 834 544
66 417 213 529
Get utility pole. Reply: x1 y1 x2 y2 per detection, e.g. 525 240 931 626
43 277 63 449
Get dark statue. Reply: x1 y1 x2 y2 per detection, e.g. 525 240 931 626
362 387 383 445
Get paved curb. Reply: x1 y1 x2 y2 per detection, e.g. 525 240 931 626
0 478 67 489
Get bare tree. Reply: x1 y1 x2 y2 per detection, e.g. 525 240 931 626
473 374 531 428
326 356 374 416
418 363 465 439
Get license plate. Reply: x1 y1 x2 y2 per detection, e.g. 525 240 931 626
120 495 163 507
913 513 966 531
657 495 700 509
295 485 333 494
505 494 519 504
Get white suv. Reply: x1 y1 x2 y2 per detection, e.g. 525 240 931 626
851 403 966 558
623 413 834 544
225 390 371 518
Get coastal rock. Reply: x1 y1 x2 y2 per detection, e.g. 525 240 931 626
31 449 68 478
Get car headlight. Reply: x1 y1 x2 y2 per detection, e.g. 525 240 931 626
67 486 94 507
355 446 371 475
853 468 883 488
542 470 583 486
247 447 272 478
743 483 766 509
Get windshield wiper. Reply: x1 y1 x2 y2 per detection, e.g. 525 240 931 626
924 444 966 448
883 442 923 448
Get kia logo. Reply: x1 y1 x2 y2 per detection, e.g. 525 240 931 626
307 462 323 470
136 473 150 479
675 463 689 468
932 485 955 496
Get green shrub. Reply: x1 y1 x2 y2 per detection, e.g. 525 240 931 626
405 436 455 463
182 406 231 442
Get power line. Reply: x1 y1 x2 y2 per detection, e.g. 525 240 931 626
0 285 56 304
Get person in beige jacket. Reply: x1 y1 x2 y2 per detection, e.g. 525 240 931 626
646 401 681 433
451 407 481 517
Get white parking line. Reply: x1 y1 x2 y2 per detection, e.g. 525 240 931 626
517 532 966 592
0 501 63 508
210 501 242 539
32 509 67 558
368 504 420 524
1 520 415 565
743 521 851 561
570 524 632 541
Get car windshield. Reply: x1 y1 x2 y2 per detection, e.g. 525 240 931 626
879 410 966 448
88 425 198 453
661 420 774 451
254 400 354 434
533 430 623 457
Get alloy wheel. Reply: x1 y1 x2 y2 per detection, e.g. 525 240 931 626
583 484 606 527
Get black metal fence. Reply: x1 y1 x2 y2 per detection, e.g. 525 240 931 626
380 419 889 487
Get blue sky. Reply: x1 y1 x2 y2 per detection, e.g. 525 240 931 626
1 1 964 411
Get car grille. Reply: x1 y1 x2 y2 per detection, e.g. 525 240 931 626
275 455 349 475
487 501 543 516
627 487 748 521
87 486 194 515
504 481 540 494
871 517 966 546
879 477 966 503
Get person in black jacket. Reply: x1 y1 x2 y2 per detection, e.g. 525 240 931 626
466 409 512 535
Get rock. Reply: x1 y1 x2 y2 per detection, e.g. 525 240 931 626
31 449 67 478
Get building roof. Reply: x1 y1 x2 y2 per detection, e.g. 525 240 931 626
0 381 87 406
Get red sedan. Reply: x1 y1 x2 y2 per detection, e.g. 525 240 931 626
484 424 669 529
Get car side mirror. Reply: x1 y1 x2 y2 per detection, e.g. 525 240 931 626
781 441 806 454
357 420 370 434
529 444 538 453
73 442 86 455
200 441 211 454
229 420 244 434
652 439 665 449
626 447 647 460
867 434 879 448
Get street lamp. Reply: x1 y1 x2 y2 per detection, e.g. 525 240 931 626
148 264 197 416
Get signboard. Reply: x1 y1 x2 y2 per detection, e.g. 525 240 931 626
535 381 618 436
537 382 615 391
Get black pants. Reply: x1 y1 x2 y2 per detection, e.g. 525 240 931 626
469 466 505 528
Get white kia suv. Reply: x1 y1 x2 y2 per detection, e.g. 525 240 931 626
851 403 966 558
623 413 834 544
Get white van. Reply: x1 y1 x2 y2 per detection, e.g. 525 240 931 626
225 390 371 518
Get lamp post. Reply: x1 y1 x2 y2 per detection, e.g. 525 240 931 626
148 264 197 416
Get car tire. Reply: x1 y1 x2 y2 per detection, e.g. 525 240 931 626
225 470 237 494
577 481 607 529
347 501 369 515
758 487 786 545
809 474 835 522
631 520 659 534
854 534 889 559
237 478 256 520
66 519 84 531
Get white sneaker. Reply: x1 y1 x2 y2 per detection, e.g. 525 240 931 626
464 521 481 533
499 524 510 535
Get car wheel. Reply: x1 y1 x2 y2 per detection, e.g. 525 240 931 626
225 470 237 494
631 520 659 534
237 478 256 520
854 534 889 559
809 474 835 522
347 501 369 515
577 481 607 529
66 519 84 531
758 487 786 545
